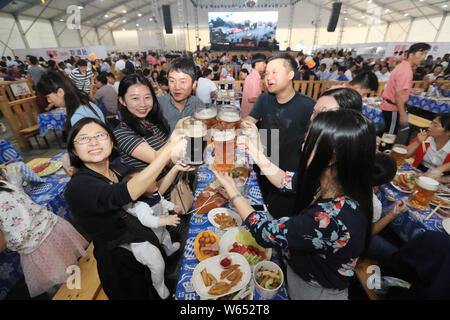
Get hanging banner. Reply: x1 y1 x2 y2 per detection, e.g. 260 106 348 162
13 45 116 62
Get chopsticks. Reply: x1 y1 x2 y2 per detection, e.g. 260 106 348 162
425 203 441 220
420 129 426 153
187 194 215 216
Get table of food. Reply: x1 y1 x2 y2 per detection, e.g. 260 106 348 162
377 161 450 242
407 94 450 114
0 151 71 299
175 152 289 301
362 97 384 130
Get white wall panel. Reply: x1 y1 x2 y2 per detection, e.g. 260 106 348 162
18 17 57 48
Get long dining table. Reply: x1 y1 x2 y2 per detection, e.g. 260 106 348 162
0 151 71 299
175 148 289 300
376 161 449 242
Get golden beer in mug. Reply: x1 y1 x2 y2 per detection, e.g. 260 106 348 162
194 105 218 130
390 145 408 168
212 129 236 172
408 176 439 210
217 106 241 130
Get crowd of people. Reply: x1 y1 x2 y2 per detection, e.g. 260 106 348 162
1 43 449 300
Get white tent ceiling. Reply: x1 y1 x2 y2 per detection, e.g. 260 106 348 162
1 0 448 30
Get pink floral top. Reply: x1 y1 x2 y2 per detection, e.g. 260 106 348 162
0 182 57 254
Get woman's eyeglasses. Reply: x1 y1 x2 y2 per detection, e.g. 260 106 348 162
74 132 109 145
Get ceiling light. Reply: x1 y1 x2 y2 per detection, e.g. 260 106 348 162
122 20 126 23
104 14 108 18
136 23 139 26
78 6 83 9
138 13 142 17
358 23 362 27
361 15 366 18
344 17 348 20
122 28 125 31
385 9 390 12
443 4 448 8
404 13 409 16
122 10 127 13
59 19 64 22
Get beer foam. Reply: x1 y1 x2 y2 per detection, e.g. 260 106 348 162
184 125 206 138
219 111 240 123
392 146 407 154
213 130 236 141
417 176 439 190
195 108 217 120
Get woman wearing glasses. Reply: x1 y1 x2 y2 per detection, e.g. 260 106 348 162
64 117 187 299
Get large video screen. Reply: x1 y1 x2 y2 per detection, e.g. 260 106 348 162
208 11 278 47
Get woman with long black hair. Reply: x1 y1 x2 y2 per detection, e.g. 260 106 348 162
112 73 193 196
215 109 375 299
37 70 104 131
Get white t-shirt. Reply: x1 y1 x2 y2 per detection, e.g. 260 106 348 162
196 77 217 104
115 59 126 72
376 71 391 82
344 69 353 81
320 58 334 70
372 193 382 223
328 70 339 81
422 137 450 170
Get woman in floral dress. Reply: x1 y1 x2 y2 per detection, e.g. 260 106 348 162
0 180 88 297
214 109 375 299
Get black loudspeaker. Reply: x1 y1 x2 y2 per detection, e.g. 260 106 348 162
162 5 173 34
327 2 342 32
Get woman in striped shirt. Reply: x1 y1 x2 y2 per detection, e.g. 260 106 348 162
113 73 193 196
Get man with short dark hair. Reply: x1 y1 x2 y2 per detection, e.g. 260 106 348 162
196 69 217 104
69 59 94 94
244 52 315 218
240 53 266 118
27 56 45 87
157 57 205 132
381 42 431 135
239 68 249 80
316 63 330 80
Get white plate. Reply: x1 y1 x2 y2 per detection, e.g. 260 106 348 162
208 208 242 230
390 181 412 194
219 226 272 264
442 218 450 235
33 161 63 177
191 252 251 300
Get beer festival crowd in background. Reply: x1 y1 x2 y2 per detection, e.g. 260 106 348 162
1 41 450 300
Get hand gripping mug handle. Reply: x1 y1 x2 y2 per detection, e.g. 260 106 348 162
408 189 419 204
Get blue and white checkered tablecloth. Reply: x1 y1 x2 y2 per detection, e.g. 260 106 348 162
0 140 22 164
377 162 447 243
38 108 67 136
175 149 289 301
362 103 384 130
0 151 71 300
407 94 450 114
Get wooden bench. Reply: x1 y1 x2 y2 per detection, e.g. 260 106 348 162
0 79 48 150
52 242 108 300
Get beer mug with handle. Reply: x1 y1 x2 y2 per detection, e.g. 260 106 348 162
182 118 207 166
408 176 439 210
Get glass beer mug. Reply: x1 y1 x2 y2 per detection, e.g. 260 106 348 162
212 128 236 172
390 144 408 168
408 176 439 210
182 118 207 166
217 105 241 131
